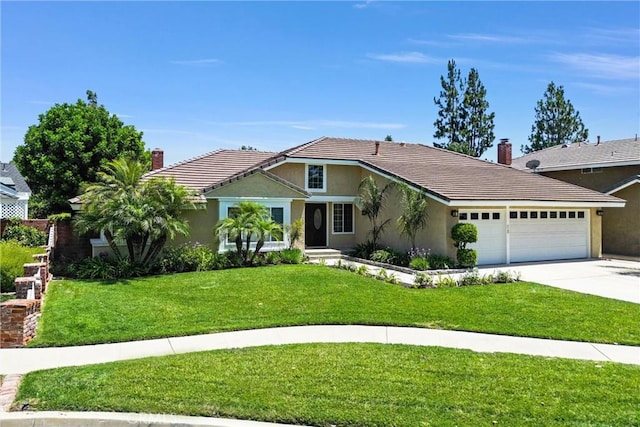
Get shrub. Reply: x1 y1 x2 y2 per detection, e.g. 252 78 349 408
493 270 521 283
0 241 45 292
409 257 430 271
1 222 47 247
279 248 304 264
451 223 478 249
160 243 217 273
413 272 434 288
265 251 283 265
349 240 379 260
426 253 455 270
435 274 458 288
456 248 477 269
67 257 118 280
458 269 491 287
356 265 369 276
370 248 408 266
285 219 304 250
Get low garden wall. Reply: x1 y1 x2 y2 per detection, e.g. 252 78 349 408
0 224 55 348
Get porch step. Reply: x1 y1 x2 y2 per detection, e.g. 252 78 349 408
305 249 345 261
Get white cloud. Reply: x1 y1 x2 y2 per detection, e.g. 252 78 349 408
446 33 531 44
353 0 374 9
169 58 222 66
366 51 439 64
549 53 639 80
571 82 628 96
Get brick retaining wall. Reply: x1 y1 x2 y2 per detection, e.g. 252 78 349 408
0 300 41 348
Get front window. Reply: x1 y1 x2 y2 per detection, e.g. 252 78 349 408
306 164 325 191
333 203 354 234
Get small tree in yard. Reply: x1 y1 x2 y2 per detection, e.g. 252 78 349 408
451 223 478 268
74 158 198 269
214 202 282 265
396 183 429 251
356 175 395 249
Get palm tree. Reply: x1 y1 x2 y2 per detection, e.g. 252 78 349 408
252 218 283 263
75 158 198 268
356 175 395 248
396 183 429 251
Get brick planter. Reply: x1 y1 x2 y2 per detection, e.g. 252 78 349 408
0 300 41 348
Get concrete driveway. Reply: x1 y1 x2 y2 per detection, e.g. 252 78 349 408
478 258 640 304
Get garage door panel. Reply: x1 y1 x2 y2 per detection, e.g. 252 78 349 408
459 210 506 265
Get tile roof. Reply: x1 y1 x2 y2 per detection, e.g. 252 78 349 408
131 137 624 206
274 137 623 204
0 162 31 194
511 138 640 171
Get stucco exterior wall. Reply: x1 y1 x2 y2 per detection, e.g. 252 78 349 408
170 200 219 249
543 165 640 192
269 163 305 188
603 184 639 256
589 208 602 258
206 173 306 199
326 165 361 195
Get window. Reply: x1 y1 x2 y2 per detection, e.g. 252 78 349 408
333 203 354 233
267 207 284 241
530 211 538 219
510 211 517 219
459 213 468 220
306 164 325 191
560 211 567 218
540 211 548 219
568 211 576 219
481 212 490 220
550 211 557 218
578 211 585 219
492 213 500 220
581 167 603 174
520 211 528 219
471 213 479 220
218 200 290 251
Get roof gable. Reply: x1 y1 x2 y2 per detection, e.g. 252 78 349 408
511 138 640 172
0 162 31 194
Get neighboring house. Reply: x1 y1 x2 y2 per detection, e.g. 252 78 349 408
79 137 625 265
510 137 640 257
0 162 31 219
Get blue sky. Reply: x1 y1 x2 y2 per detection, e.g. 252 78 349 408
2 1 639 166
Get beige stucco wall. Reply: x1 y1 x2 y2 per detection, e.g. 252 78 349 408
589 208 603 258
603 184 639 256
269 163 305 189
206 173 306 199
543 165 640 192
168 200 220 250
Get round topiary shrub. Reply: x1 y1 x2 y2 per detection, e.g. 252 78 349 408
456 248 478 269
451 223 478 249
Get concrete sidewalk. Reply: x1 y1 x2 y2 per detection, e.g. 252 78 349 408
2 325 638 375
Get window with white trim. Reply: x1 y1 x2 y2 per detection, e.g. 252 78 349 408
333 203 354 234
306 164 326 192
218 200 290 251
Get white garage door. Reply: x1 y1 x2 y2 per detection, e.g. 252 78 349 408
459 210 507 265
509 209 589 263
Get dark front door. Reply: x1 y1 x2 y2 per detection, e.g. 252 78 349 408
305 203 327 247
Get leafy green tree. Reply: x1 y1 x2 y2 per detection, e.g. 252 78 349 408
214 202 282 265
384 135 393 142
396 184 429 251
13 90 148 216
433 61 495 157
460 68 495 157
523 82 589 154
74 158 197 269
433 59 464 150
356 175 395 248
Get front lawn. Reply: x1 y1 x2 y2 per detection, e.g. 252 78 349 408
31 265 640 347
17 343 640 426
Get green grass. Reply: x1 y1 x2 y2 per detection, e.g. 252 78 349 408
31 265 640 347
16 343 640 426
0 241 45 293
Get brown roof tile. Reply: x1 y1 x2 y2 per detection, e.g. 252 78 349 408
282 137 623 204
511 138 640 171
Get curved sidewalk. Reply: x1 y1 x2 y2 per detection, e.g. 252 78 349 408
1 325 639 375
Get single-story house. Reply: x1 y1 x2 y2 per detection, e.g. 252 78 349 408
0 162 31 219
509 137 639 258
83 137 625 265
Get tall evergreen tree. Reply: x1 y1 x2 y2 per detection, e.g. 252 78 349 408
523 82 589 154
460 68 495 157
433 61 495 157
433 60 464 149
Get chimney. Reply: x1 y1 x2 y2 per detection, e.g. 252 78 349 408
151 148 164 170
497 138 512 165
374 141 380 156
597 135 601 145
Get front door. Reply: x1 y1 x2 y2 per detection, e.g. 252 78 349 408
305 203 327 247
